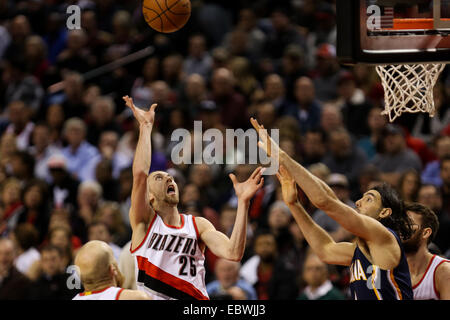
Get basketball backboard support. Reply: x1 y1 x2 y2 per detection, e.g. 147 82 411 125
337 0 450 64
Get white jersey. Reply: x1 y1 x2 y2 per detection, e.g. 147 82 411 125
72 286 124 300
413 255 450 300
130 213 209 300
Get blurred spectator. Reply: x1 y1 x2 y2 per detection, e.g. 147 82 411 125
181 183 220 230
397 169 421 203
47 154 80 209
264 6 306 60
240 230 298 300
322 127 368 193
298 251 345 300
283 77 321 134
233 8 266 59
0 178 24 237
24 35 50 83
61 117 100 182
180 73 208 118
183 34 212 79
11 223 40 275
57 72 88 120
0 133 18 172
87 222 121 262
279 45 308 101
318 102 344 136
10 151 35 185
263 73 293 116
310 43 341 102
207 258 257 300
94 201 130 247
4 100 35 150
441 156 450 216
16 179 50 242
421 135 450 187
411 82 450 143
56 29 95 74
2 55 44 113
210 67 248 129
86 96 122 146
357 106 388 160
28 244 77 300
301 129 327 167
3 15 31 61
372 124 422 187
0 237 31 299
77 180 103 231
45 104 65 147
28 123 62 183
336 71 373 138
417 184 450 253
229 57 259 99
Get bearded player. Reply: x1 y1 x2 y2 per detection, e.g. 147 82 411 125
123 96 264 300
252 118 413 300
402 202 450 300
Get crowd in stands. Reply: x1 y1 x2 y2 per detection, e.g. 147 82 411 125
0 0 449 300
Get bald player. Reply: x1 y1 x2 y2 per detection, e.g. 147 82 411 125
73 240 150 300
122 96 264 300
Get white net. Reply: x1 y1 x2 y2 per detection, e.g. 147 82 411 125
375 63 446 122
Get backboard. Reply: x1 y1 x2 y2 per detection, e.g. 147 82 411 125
337 0 450 64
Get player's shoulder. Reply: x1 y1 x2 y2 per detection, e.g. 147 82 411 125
118 289 152 300
435 257 450 279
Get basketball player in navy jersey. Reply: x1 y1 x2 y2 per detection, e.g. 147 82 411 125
252 118 414 300
122 96 264 300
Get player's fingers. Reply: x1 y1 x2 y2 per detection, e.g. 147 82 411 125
149 103 158 113
250 166 262 179
229 173 237 185
257 178 264 188
250 118 262 132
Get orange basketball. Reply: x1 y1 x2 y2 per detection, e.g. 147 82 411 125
142 0 191 33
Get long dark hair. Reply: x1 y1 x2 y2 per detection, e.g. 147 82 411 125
372 183 414 241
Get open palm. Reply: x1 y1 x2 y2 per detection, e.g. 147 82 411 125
229 167 264 202
123 95 157 125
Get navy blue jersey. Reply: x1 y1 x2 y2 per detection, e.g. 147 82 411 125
349 228 413 300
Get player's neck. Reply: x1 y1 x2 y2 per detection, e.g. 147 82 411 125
406 246 433 277
84 280 115 293
155 203 181 227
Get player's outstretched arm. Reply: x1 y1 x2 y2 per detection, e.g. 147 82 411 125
251 117 399 267
195 167 264 261
123 96 157 230
277 165 355 266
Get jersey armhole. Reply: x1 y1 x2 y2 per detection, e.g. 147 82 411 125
192 216 206 253
130 214 157 253
115 288 125 300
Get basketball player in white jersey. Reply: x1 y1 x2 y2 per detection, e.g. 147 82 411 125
403 202 450 300
73 240 150 300
122 96 264 300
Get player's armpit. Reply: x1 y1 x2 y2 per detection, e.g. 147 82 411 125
195 217 241 261
320 241 356 266
435 261 450 300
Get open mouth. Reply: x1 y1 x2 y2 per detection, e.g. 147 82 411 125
167 185 176 195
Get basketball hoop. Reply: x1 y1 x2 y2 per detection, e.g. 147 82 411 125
375 62 446 122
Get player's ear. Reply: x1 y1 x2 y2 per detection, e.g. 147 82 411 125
379 207 392 219
422 227 432 242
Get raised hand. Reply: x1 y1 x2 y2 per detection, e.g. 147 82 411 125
229 166 265 203
276 165 299 206
250 117 280 158
123 95 157 125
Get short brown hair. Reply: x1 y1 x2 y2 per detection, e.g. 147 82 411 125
404 202 439 244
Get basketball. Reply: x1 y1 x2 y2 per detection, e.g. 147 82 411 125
142 0 191 33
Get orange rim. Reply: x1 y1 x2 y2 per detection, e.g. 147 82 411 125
383 18 450 30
